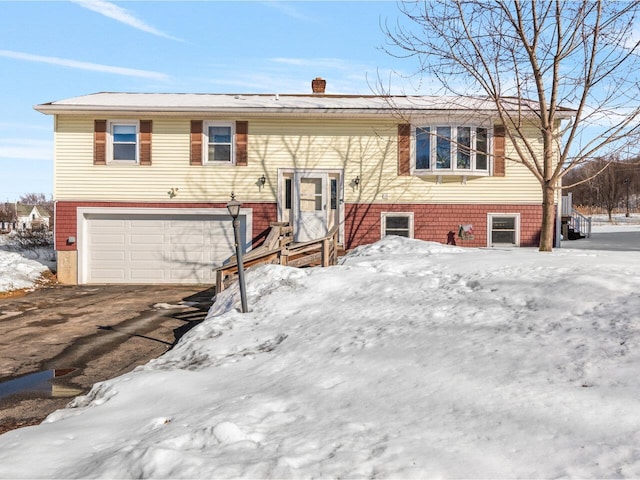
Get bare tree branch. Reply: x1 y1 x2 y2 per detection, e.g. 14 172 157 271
383 0 640 250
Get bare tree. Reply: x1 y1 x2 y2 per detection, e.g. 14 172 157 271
19 193 49 205
0 203 16 224
592 159 623 220
384 0 640 250
566 156 640 216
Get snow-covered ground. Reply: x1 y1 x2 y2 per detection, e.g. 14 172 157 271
1 227 640 478
0 233 54 293
590 213 640 233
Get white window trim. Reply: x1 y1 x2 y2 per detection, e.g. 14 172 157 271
381 212 414 239
487 213 520 247
204 120 235 165
412 125 492 176
107 120 139 164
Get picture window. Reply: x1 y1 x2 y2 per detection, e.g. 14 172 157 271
414 125 490 174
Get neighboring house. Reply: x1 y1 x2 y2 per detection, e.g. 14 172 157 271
35 78 571 285
16 204 50 231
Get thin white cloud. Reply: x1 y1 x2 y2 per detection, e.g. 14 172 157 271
71 0 182 41
189 57 417 95
261 1 315 22
0 122 50 131
0 139 52 161
270 57 356 70
0 50 169 80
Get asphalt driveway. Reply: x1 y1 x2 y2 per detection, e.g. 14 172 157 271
0 283 215 434
561 230 640 251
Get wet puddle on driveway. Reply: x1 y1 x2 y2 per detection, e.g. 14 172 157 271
0 369 82 400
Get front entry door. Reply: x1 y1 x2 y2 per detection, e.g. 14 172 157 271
294 172 328 242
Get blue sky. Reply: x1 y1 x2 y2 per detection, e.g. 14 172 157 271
0 0 416 202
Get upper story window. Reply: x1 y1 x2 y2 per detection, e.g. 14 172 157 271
109 121 139 163
204 121 234 164
415 125 490 174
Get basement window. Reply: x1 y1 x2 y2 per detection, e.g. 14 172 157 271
488 213 520 246
381 212 414 238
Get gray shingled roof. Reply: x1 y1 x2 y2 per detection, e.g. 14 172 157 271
34 92 576 118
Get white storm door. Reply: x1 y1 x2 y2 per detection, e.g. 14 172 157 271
294 172 328 242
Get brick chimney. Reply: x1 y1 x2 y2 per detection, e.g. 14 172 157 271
311 77 326 94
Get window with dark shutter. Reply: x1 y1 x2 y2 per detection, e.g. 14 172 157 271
493 124 505 177
139 120 152 166
94 120 107 165
190 120 203 165
235 121 248 166
398 124 411 176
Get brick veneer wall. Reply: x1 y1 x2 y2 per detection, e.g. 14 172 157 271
344 203 543 249
54 201 276 251
56 201 544 252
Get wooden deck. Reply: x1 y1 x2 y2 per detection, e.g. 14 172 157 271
214 223 340 294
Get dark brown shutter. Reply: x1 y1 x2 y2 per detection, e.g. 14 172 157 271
190 120 203 166
493 124 505 177
235 121 248 166
397 124 411 176
94 120 107 165
139 120 152 166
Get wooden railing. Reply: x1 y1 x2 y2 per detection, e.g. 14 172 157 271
214 223 340 294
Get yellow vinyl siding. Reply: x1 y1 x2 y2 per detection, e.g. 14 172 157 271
54 116 546 204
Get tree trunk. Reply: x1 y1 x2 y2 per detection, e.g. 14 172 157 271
539 182 556 252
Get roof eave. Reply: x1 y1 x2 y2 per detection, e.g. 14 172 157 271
33 104 514 119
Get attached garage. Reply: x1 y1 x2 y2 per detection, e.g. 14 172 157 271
77 207 252 284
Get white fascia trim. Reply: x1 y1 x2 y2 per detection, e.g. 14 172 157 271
33 105 512 119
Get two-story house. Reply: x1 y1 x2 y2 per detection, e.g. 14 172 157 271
35 78 570 285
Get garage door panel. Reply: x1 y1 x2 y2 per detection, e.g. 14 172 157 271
91 251 126 261
130 219 164 228
89 242 127 252
170 234 205 245
91 219 126 229
130 251 165 261
171 251 204 262
90 269 126 281
130 234 165 245
91 234 126 245
84 212 243 284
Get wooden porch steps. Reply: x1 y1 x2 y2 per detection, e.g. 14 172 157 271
214 222 340 294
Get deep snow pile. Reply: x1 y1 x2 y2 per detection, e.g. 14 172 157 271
1 237 640 478
0 234 53 292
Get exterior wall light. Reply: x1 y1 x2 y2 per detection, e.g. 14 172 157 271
227 193 248 313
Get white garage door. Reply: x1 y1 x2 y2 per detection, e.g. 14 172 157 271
82 212 247 284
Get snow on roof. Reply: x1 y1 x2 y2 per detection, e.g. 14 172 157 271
34 92 576 118
15 204 50 218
